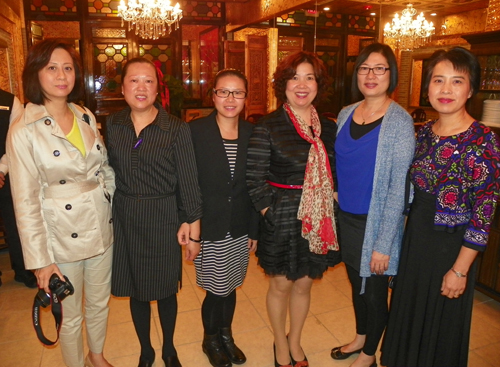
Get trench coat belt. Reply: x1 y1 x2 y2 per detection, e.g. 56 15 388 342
44 181 99 199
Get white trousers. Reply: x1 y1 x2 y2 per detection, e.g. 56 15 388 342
57 245 113 367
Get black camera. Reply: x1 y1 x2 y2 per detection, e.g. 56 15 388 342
35 273 74 308
33 273 75 345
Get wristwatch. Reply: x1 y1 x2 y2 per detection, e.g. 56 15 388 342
451 268 467 278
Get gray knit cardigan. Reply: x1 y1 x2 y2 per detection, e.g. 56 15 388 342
336 101 415 286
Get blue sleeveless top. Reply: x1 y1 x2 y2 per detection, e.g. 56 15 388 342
335 111 381 214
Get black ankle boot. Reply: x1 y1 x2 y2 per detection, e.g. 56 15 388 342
202 333 232 367
219 327 246 365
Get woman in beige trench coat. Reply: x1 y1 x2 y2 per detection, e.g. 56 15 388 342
7 40 115 367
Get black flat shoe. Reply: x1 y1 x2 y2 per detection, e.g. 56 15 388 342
273 343 292 367
330 345 363 360
164 355 182 367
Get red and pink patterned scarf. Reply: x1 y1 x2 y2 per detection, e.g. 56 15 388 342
283 103 338 254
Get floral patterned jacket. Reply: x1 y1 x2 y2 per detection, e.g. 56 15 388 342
411 120 500 251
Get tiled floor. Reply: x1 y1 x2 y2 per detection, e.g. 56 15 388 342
1 249 500 367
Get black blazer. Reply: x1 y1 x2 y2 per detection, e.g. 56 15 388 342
189 111 259 241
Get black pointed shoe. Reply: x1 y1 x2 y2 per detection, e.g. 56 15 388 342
137 358 154 367
219 327 246 365
164 355 182 367
203 333 232 367
330 345 363 360
273 343 292 367
290 349 308 367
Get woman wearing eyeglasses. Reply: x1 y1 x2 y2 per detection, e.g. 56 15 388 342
189 69 259 367
247 51 340 367
106 58 202 367
330 43 414 367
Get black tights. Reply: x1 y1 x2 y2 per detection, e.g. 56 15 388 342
201 290 236 335
346 264 389 356
130 294 178 361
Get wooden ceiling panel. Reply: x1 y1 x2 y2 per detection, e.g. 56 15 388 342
225 0 490 31
314 0 489 17
220 0 489 15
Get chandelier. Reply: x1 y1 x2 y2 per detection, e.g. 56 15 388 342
384 4 435 51
118 0 183 40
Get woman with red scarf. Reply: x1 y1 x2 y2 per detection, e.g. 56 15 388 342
246 51 340 367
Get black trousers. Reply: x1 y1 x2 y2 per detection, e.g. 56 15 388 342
346 264 389 356
338 208 389 356
0 178 27 273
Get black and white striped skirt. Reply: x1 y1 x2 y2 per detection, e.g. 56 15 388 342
194 233 249 296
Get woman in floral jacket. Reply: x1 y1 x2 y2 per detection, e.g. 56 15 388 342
382 47 500 367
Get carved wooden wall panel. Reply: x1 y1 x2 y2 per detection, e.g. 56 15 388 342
0 31 13 93
224 40 245 72
0 3 24 99
246 35 267 117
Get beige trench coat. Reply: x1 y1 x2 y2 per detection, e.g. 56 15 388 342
6 102 115 269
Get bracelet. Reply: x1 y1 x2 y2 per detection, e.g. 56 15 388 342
189 237 202 243
451 268 467 278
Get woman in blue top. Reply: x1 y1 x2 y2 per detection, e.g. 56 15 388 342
331 43 415 367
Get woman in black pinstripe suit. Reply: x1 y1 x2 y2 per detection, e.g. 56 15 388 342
106 58 202 367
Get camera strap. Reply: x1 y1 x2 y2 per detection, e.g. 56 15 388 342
32 292 63 346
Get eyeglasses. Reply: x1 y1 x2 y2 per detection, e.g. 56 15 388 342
213 89 247 99
357 66 390 75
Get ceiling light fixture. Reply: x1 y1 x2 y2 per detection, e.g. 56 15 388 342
118 0 183 40
384 4 435 51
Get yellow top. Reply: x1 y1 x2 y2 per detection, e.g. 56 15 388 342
66 114 85 157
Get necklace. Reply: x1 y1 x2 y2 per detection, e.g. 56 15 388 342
361 98 389 125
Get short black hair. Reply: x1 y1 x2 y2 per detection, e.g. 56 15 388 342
23 39 84 105
423 47 481 96
351 42 398 101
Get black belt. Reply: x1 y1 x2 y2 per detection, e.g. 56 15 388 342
116 190 175 200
